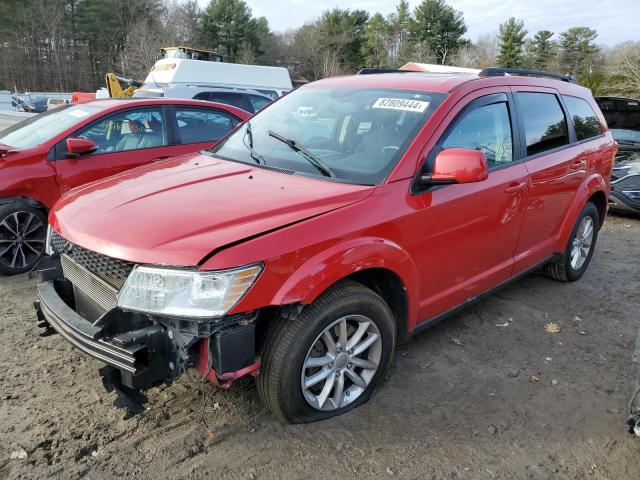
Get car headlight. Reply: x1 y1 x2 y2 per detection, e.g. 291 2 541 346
117 264 262 318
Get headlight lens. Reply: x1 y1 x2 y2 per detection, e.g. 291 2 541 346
117 264 262 318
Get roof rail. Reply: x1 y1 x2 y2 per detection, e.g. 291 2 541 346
357 68 411 75
478 67 578 84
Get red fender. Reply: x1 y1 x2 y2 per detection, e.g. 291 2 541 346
271 237 421 332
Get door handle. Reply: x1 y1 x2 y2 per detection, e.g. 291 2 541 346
153 156 170 161
504 182 526 194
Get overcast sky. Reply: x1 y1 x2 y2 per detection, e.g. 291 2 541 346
200 0 639 46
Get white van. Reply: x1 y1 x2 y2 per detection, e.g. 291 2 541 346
136 58 293 100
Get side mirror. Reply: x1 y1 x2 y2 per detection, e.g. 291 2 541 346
66 137 97 156
421 148 488 186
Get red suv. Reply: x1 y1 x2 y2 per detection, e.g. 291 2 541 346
0 98 249 274
36 68 616 423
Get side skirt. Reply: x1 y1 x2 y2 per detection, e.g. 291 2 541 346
410 254 558 337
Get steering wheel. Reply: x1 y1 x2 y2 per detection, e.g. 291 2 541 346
381 145 399 154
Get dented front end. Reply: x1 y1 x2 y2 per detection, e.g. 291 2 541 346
34 246 260 391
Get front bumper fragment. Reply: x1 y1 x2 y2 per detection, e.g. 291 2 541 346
36 279 174 389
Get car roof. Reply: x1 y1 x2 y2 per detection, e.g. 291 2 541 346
75 97 251 118
310 72 592 96
160 85 273 99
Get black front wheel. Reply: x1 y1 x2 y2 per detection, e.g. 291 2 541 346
0 203 47 275
257 280 396 423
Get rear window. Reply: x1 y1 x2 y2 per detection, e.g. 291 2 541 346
562 95 603 141
516 92 569 157
194 92 247 111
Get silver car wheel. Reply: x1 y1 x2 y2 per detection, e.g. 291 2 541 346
570 215 594 270
301 315 382 411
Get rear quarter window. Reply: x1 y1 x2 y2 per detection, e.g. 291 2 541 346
515 92 569 157
562 95 603 141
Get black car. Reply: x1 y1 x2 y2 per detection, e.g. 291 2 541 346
595 96 640 213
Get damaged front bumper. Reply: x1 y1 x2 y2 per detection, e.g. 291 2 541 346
34 257 260 391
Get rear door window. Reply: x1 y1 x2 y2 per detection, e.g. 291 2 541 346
247 94 271 113
174 107 240 144
194 92 248 111
562 95 603 141
515 92 569 156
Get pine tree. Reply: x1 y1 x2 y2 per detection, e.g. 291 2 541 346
388 0 412 64
497 17 527 68
558 27 599 76
410 0 467 65
530 30 555 70
362 13 390 67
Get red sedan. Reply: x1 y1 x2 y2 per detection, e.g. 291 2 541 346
0 98 249 274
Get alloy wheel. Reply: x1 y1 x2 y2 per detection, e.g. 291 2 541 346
570 215 594 270
0 211 46 271
301 314 382 411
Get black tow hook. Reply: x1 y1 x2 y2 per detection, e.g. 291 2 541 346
99 366 148 419
33 301 57 337
626 415 640 437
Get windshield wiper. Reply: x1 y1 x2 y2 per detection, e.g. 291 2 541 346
268 130 336 178
243 121 266 165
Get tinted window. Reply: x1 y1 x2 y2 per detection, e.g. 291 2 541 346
175 107 239 144
442 101 513 167
563 96 603 141
71 108 166 154
247 94 271 112
194 92 247 111
516 92 569 156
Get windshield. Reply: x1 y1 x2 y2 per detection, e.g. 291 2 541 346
210 86 445 185
0 104 104 149
611 128 640 144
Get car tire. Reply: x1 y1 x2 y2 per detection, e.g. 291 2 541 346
257 280 396 424
544 202 599 282
0 203 47 275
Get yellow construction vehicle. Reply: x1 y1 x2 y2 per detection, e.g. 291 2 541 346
104 48 223 98
105 73 143 98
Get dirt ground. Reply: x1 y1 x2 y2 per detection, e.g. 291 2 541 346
1 215 639 480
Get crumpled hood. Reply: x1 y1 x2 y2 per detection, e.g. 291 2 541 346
52 153 373 266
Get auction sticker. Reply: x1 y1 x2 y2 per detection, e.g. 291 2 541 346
372 97 429 113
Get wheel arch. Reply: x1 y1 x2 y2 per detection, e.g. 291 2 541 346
270 237 420 336
554 174 607 253
0 196 49 215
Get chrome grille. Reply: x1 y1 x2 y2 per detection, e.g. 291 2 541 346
61 254 118 320
51 231 134 289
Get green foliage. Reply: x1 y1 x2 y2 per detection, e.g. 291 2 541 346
76 0 164 67
201 0 262 62
318 8 369 71
498 17 527 68
410 0 467 65
362 13 390 67
578 71 605 95
388 0 412 66
529 30 555 70
559 27 599 76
